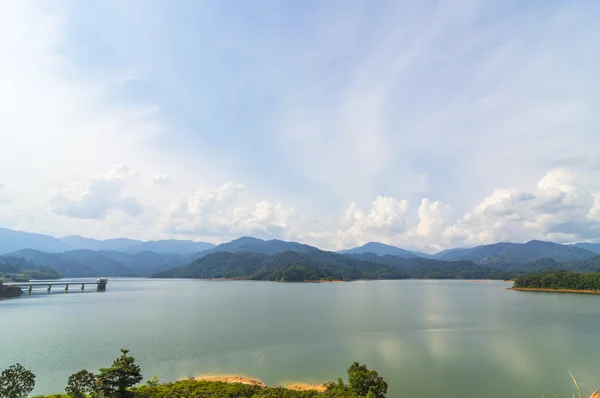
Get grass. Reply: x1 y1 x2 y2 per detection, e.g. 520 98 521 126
541 373 583 398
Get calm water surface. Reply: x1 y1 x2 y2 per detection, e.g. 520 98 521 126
2 279 599 397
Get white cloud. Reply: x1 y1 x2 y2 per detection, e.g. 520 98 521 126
152 174 170 186
333 196 413 249
415 198 452 238
443 168 600 246
0 183 10 203
164 182 295 239
588 194 600 221
1 1 600 251
49 164 143 220
296 168 600 252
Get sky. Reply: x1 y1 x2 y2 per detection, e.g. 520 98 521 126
1 0 599 253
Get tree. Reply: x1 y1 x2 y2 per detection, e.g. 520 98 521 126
96 349 143 397
65 369 95 398
0 363 35 398
347 362 387 398
145 375 159 388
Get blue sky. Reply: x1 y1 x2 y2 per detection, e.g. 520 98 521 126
0 0 599 252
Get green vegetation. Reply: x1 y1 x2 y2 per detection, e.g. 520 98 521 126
65 371 95 398
345 362 387 398
153 251 409 281
0 257 59 282
513 270 600 291
96 349 143 397
0 363 35 398
152 250 600 282
132 362 386 398
2 350 387 398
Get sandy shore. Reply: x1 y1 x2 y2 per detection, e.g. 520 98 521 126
508 287 600 295
196 278 344 283
191 375 327 391
193 375 266 387
285 383 327 392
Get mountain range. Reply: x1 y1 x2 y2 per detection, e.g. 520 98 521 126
1 227 600 279
0 228 215 254
433 240 597 263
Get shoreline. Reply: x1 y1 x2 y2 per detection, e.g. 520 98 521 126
191 375 326 391
508 287 600 295
199 278 347 283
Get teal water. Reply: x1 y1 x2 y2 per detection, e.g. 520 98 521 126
2 279 599 397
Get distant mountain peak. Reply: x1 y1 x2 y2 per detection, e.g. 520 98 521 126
228 236 266 244
339 242 430 258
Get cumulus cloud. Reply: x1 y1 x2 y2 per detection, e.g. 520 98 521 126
335 197 411 246
299 168 600 252
165 182 295 239
50 164 143 220
443 168 600 246
415 198 452 238
326 196 453 252
155 167 600 251
588 194 600 221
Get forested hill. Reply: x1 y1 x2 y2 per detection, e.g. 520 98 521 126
154 249 600 282
513 270 600 291
0 256 59 281
152 251 409 281
153 250 519 281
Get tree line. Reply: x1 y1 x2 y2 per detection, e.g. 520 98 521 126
0 349 387 398
513 270 600 290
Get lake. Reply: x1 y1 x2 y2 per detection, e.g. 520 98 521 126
1 278 599 397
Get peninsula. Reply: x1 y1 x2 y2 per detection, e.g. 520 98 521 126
511 270 600 294
0 281 23 298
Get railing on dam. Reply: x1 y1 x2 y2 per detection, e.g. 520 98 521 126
3 278 108 294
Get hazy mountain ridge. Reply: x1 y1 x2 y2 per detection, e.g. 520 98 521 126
2 227 600 279
0 228 214 254
343 252 600 279
60 236 215 254
0 228 71 254
201 237 321 256
433 240 596 263
7 249 186 278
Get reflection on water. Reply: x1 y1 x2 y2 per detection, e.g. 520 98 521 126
1 279 599 398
